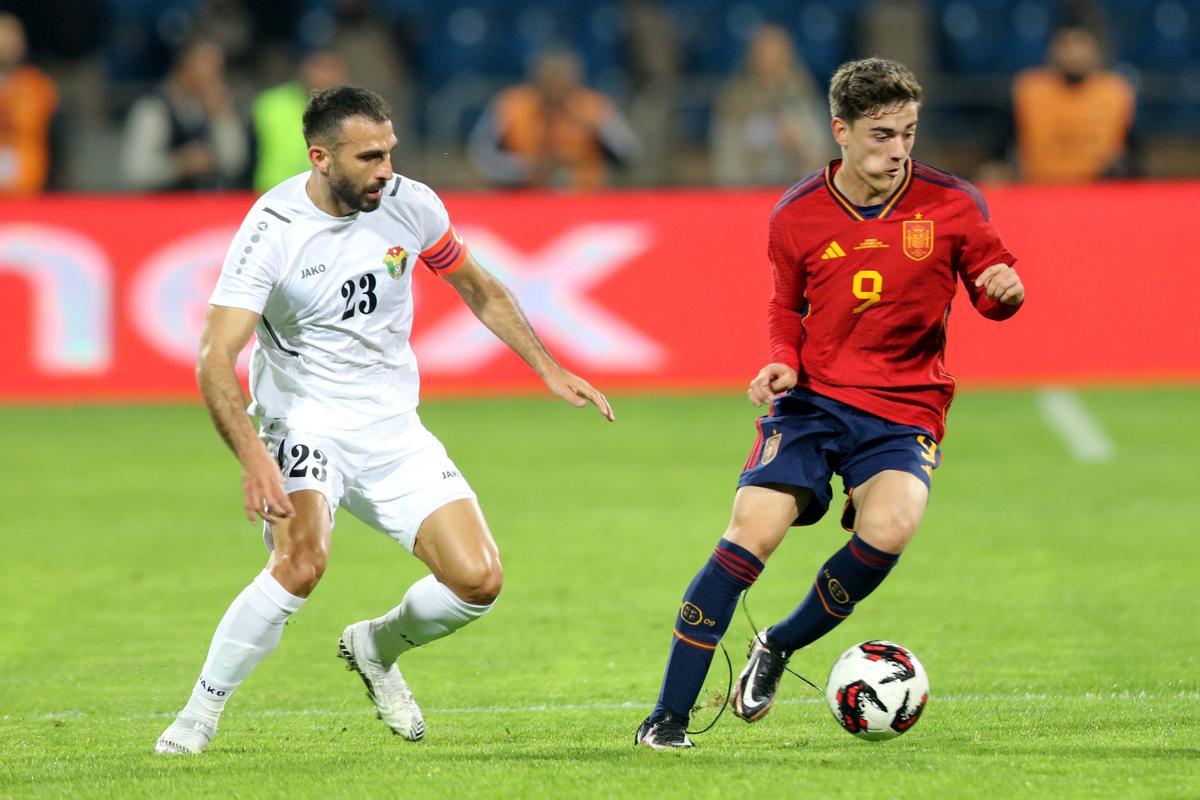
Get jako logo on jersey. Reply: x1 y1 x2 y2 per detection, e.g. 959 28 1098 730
383 245 410 279
300 264 325 279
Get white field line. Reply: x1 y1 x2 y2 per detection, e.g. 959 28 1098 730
1036 389 1116 462
12 691 1198 723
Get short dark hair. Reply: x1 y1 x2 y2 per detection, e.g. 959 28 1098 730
828 58 923 123
302 85 391 146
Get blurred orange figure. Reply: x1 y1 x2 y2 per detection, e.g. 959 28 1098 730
469 50 639 191
1013 27 1135 183
0 13 58 195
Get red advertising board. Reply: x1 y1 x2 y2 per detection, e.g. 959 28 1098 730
0 183 1196 402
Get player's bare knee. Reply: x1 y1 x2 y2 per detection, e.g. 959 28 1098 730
855 508 918 554
446 559 503 605
271 545 328 597
722 522 779 562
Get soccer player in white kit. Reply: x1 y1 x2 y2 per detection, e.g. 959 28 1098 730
155 86 614 754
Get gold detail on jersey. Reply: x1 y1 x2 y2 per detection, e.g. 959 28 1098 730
902 217 934 261
917 435 938 465
761 431 782 465
383 245 410 279
854 237 890 250
820 241 847 260
851 269 884 313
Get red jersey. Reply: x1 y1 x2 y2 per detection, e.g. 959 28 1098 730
767 159 1019 441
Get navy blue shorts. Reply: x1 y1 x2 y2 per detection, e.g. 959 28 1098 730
738 389 941 529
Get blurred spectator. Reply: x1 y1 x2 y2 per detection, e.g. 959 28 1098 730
251 49 347 192
468 49 640 191
624 0 682 186
306 0 413 154
710 25 830 187
857 0 933 78
0 12 58 195
1012 26 1136 183
190 0 254 73
120 39 250 191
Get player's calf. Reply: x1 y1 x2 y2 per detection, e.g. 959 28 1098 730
764 533 901 655
639 538 765 743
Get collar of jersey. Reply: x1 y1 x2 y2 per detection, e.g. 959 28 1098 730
824 158 913 221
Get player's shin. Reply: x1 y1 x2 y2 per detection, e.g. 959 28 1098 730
766 533 899 653
369 574 493 665
181 570 306 722
652 539 764 723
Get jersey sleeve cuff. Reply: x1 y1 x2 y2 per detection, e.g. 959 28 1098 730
977 296 1022 321
770 347 801 372
421 226 468 276
207 296 267 315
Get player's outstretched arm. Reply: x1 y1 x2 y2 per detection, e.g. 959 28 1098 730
748 363 798 407
442 254 614 421
197 304 295 523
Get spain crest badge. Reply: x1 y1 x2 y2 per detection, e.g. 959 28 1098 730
761 431 782 465
902 215 934 261
383 245 410 279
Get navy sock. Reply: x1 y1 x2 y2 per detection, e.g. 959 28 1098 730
652 539 764 723
766 534 899 653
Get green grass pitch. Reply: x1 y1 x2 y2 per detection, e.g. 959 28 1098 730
1 388 1197 798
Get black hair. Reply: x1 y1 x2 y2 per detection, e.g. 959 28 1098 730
302 85 391 146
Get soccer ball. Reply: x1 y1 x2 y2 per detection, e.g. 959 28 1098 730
825 640 929 740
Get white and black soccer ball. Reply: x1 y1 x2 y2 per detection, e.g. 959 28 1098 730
825 640 929 740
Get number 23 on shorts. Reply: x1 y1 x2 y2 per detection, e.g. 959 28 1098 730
276 439 329 482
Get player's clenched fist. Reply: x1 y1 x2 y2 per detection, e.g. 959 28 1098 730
975 263 1024 306
748 363 798 406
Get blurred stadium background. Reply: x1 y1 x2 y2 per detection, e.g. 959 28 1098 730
3 0 1200 189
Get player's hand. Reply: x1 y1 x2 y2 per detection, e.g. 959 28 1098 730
975 264 1024 306
240 450 294 524
748 363 798 406
543 367 615 421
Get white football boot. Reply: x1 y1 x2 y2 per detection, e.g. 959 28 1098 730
338 621 426 741
154 713 217 755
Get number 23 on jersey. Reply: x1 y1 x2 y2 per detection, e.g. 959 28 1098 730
340 273 378 320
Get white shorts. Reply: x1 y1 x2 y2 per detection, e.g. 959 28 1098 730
258 412 476 552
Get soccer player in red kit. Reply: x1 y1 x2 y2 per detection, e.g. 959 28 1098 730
636 57 1025 749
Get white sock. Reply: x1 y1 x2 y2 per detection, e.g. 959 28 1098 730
369 575 494 666
181 570 305 722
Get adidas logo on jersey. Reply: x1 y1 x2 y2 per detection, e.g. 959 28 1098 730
821 241 847 259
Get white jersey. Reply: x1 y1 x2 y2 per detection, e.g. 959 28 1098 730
209 172 467 432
